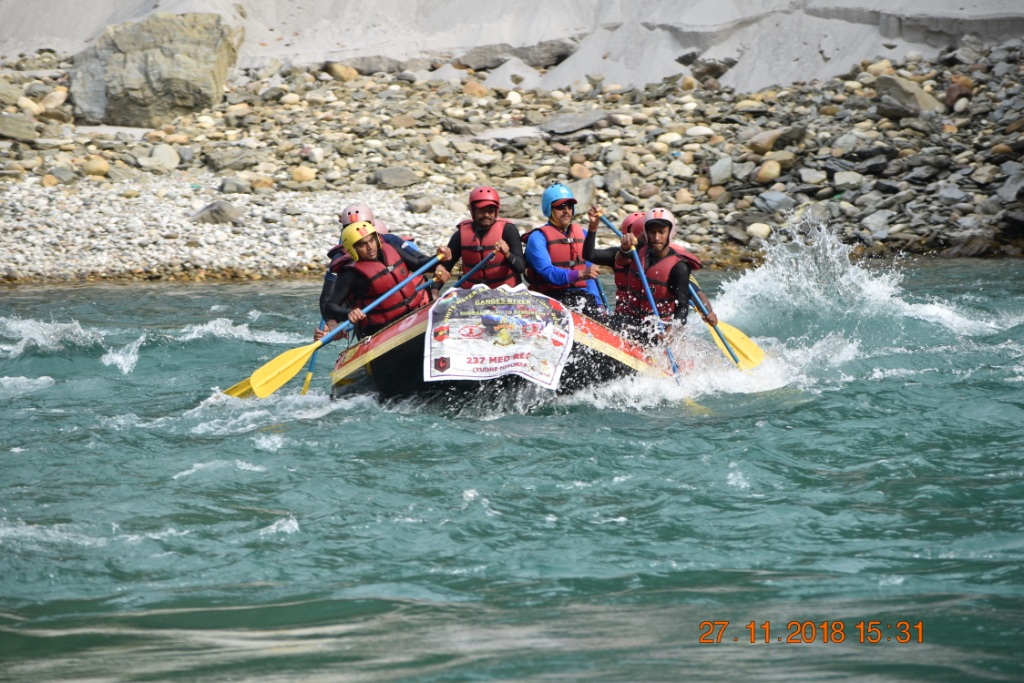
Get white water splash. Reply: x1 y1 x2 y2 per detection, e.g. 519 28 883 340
253 433 287 452
259 517 299 536
0 316 105 358
0 375 55 399
177 318 302 344
172 460 230 479
168 390 362 437
101 334 146 374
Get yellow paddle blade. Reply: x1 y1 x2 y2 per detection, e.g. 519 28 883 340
682 397 714 416
705 320 765 370
223 378 254 398
300 371 313 396
248 341 323 398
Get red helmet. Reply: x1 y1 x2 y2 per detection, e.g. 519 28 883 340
621 211 647 238
469 186 500 209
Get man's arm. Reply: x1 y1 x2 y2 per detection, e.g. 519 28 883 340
524 231 580 287
438 231 462 271
501 223 527 275
322 269 361 324
667 262 693 323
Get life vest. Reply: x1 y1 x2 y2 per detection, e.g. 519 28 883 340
326 244 352 277
457 218 519 288
346 243 429 328
612 259 631 309
523 223 587 295
617 245 695 321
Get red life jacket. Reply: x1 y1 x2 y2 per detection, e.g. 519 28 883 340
612 259 631 308
617 245 696 321
523 223 587 295
672 243 703 271
457 218 519 288
327 244 353 273
346 243 429 328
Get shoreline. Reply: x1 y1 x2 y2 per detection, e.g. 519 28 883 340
3 37 1023 286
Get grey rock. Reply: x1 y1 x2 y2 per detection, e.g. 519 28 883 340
0 80 22 107
49 166 77 184
937 184 970 205
427 137 452 163
457 44 514 71
567 177 597 210
709 157 733 186
799 167 828 185
372 166 421 188
345 55 404 75
997 161 1024 202
0 113 38 142
70 13 242 126
219 177 252 194
754 191 797 214
604 166 632 196
834 171 865 191
406 197 433 213
138 144 180 173
874 75 946 117
204 148 261 172
512 39 578 69
540 110 609 135
192 199 243 224
862 209 896 235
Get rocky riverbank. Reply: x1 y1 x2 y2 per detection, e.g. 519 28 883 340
1 35 1023 284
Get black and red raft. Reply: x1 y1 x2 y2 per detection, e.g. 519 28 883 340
327 286 666 400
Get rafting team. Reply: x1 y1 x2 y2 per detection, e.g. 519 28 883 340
314 183 718 347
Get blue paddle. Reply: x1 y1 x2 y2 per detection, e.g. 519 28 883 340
225 255 441 398
598 215 681 379
294 252 496 397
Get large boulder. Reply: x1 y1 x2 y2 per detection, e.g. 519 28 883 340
70 13 242 127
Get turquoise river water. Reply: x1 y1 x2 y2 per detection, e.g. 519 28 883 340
2 227 1023 682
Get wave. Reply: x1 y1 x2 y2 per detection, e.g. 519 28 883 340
177 318 305 344
0 375 56 399
100 334 146 374
0 316 106 358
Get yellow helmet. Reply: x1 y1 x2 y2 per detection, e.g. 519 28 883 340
341 220 378 261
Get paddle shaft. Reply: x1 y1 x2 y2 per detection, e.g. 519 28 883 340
598 215 680 377
689 283 740 365
450 250 496 289
319 255 441 346
300 319 326 395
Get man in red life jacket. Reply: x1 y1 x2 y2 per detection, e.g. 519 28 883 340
583 208 646 313
315 204 424 340
523 183 604 317
611 207 718 343
439 186 526 288
319 221 451 338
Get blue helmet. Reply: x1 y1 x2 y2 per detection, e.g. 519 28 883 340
541 183 576 218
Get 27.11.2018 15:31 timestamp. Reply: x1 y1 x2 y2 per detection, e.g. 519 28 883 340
699 620 924 644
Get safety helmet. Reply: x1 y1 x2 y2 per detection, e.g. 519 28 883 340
541 182 576 218
644 207 677 238
339 203 375 227
469 186 500 209
341 220 379 261
621 211 647 238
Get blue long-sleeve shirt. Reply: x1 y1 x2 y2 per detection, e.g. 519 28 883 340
524 226 602 305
